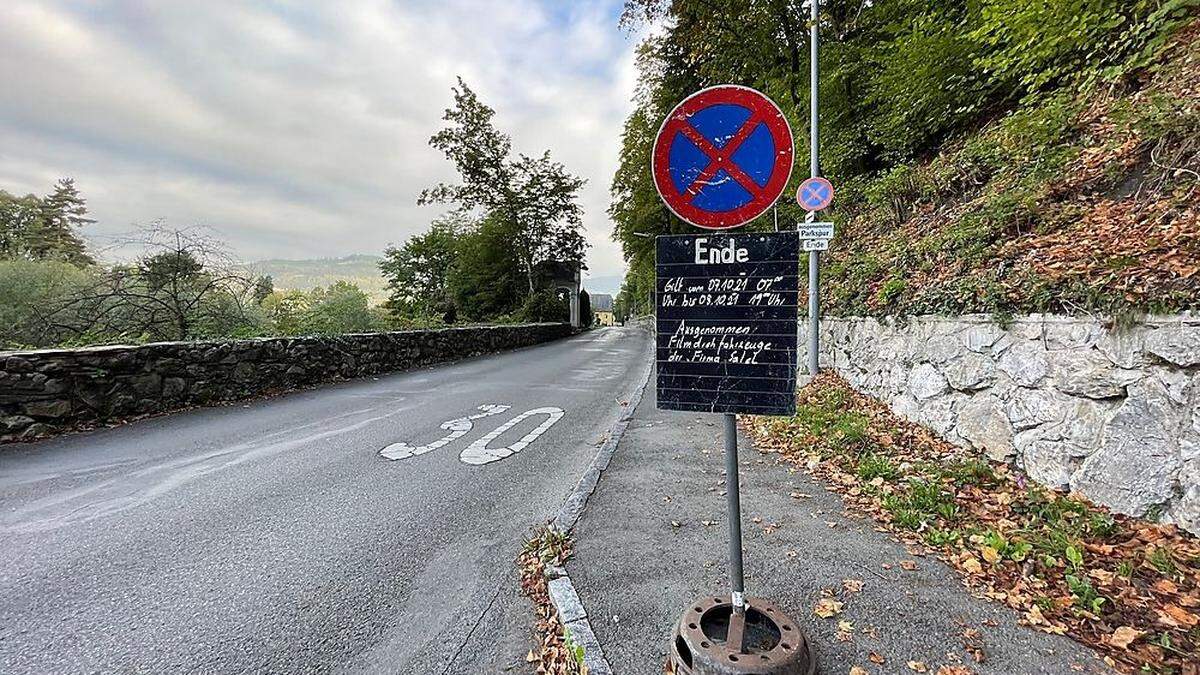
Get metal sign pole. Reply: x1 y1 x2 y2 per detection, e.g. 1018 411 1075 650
724 412 746 618
807 0 821 377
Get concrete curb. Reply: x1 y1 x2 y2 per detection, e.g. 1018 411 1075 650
544 329 653 675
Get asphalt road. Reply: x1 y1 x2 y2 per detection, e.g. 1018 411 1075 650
0 325 651 675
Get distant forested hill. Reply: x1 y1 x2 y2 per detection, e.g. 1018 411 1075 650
246 254 387 303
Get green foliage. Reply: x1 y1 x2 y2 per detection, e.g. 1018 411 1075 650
422 79 587 296
0 259 94 348
612 1 1195 318
982 529 1033 562
302 282 380 334
378 80 588 326
882 478 959 531
1065 573 1108 614
517 289 569 324
792 386 872 456
380 214 462 321
866 6 991 162
943 458 999 488
972 0 1192 94
855 452 899 481
261 282 384 336
1 178 94 266
448 215 528 321
1148 546 1178 576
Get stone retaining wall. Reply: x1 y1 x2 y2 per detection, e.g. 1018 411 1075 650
804 314 1200 534
0 323 573 443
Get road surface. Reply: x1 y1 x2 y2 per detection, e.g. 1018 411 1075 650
0 325 651 674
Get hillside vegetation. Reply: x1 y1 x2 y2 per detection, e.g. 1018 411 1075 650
611 0 1200 320
827 27 1200 320
246 255 388 303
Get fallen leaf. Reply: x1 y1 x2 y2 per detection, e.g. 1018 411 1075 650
962 556 983 575
1025 605 1046 626
936 667 975 675
1152 578 1179 594
869 651 885 664
850 667 869 675
1109 626 1142 649
1158 604 1199 628
980 546 1001 564
842 578 865 593
899 560 919 571
907 661 928 673
838 619 855 633
813 598 844 618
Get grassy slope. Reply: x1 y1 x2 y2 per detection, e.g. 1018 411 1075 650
823 24 1200 320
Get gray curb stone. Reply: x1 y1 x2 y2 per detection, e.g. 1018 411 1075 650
543 327 652 675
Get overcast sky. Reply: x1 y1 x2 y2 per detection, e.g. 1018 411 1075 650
0 0 640 283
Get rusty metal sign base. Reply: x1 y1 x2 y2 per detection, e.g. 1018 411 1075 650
667 595 815 675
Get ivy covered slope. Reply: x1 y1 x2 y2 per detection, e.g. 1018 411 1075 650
826 25 1200 320
611 2 1200 320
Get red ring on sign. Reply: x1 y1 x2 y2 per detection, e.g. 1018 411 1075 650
651 85 794 230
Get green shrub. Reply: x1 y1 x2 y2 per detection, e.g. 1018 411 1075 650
0 258 94 348
517 289 569 324
972 0 1172 95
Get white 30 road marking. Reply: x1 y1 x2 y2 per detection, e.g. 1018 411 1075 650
379 404 510 460
458 407 565 466
378 405 565 466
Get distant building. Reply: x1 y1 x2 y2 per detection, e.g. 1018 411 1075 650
590 293 615 326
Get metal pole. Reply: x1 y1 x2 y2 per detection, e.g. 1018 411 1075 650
807 0 821 377
724 413 745 614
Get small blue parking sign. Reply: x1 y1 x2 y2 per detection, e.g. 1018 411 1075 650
797 177 834 212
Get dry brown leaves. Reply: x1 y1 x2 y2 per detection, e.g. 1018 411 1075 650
1003 197 1200 303
518 528 585 675
747 374 1200 675
821 22 1200 318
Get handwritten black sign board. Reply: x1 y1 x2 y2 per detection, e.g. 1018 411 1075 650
655 232 799 416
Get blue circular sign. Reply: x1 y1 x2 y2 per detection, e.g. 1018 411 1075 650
797 177 834 212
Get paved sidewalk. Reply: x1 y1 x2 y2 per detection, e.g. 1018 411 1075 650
567 386 1111 674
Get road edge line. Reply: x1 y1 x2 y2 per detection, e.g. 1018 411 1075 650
545 326 653 675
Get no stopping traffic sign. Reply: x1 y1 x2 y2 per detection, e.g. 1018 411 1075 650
651 85 794 230
797 176 834 212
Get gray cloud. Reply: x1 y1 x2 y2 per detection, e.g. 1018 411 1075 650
0 0 639 281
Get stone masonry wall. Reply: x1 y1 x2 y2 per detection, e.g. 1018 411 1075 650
0 323 573 443
803 314 1200 535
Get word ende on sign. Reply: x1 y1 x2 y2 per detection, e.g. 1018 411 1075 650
802 239 829 251
797 222 834 240
656 232 800 416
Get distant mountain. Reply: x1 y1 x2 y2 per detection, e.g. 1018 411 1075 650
246 255 623 305
582 274 622 297
247 254 387 302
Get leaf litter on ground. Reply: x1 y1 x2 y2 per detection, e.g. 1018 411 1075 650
747 374 1200 675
